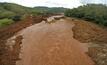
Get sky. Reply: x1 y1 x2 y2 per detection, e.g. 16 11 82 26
0 0 106 8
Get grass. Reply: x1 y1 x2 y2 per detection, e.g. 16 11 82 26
0 18 14 27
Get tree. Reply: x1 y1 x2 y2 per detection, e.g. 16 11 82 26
65 4 107 26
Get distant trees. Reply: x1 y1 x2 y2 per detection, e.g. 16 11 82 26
65 4 107 26
34 7 67 15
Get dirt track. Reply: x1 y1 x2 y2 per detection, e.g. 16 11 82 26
16 19 94 65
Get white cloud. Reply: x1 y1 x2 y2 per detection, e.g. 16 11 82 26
0 0 82 8
80 0 106 4
0 0 106 8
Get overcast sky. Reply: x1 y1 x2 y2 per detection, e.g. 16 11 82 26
0 0 106 8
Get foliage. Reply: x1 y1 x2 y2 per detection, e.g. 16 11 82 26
0 3 67 19
0 18 14 27
0 11 15 19
65 4 107 26
0 2 67 27
34 6 67 14
0 3 29 20
12 15 22 21
47 7 67 13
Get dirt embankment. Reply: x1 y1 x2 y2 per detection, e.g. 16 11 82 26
66 18 107 65
0 15 45 65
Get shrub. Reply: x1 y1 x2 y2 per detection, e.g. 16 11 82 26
0 18 14 27
0 11 15 19
65 4 107 26
12 15 22 21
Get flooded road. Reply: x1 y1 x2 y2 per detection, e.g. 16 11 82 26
16 19 94 65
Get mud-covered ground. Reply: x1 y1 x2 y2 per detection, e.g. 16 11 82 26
0 16 107 65
16 18 94 65
0 15 45 65
67 18 107 65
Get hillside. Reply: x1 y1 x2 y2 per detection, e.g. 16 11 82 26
0 2 67 28
65 4 107 26
34 6 67 14
0 3 67 18
67 18 107 65
0 3 30 18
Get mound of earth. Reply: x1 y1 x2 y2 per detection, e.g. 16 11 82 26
66 18 107 65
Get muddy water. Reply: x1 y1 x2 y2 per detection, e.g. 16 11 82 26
16 19 94 65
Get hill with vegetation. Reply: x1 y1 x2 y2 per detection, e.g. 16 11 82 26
33 6 67 15
65 4 107 26
0 2 67 28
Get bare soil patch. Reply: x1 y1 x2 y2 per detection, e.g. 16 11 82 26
0 15 45 65
66 18 107 65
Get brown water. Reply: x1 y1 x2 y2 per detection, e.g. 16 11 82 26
16 19 94 65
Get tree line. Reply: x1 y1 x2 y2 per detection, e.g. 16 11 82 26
65 4 107 26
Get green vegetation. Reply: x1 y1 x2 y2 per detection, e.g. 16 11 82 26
33 6 67 15
65 4 107 26
0 18 14 27
0 3 67 18
0 2 67 27
0 3 28 27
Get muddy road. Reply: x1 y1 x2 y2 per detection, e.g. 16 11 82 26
16 18 94 65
